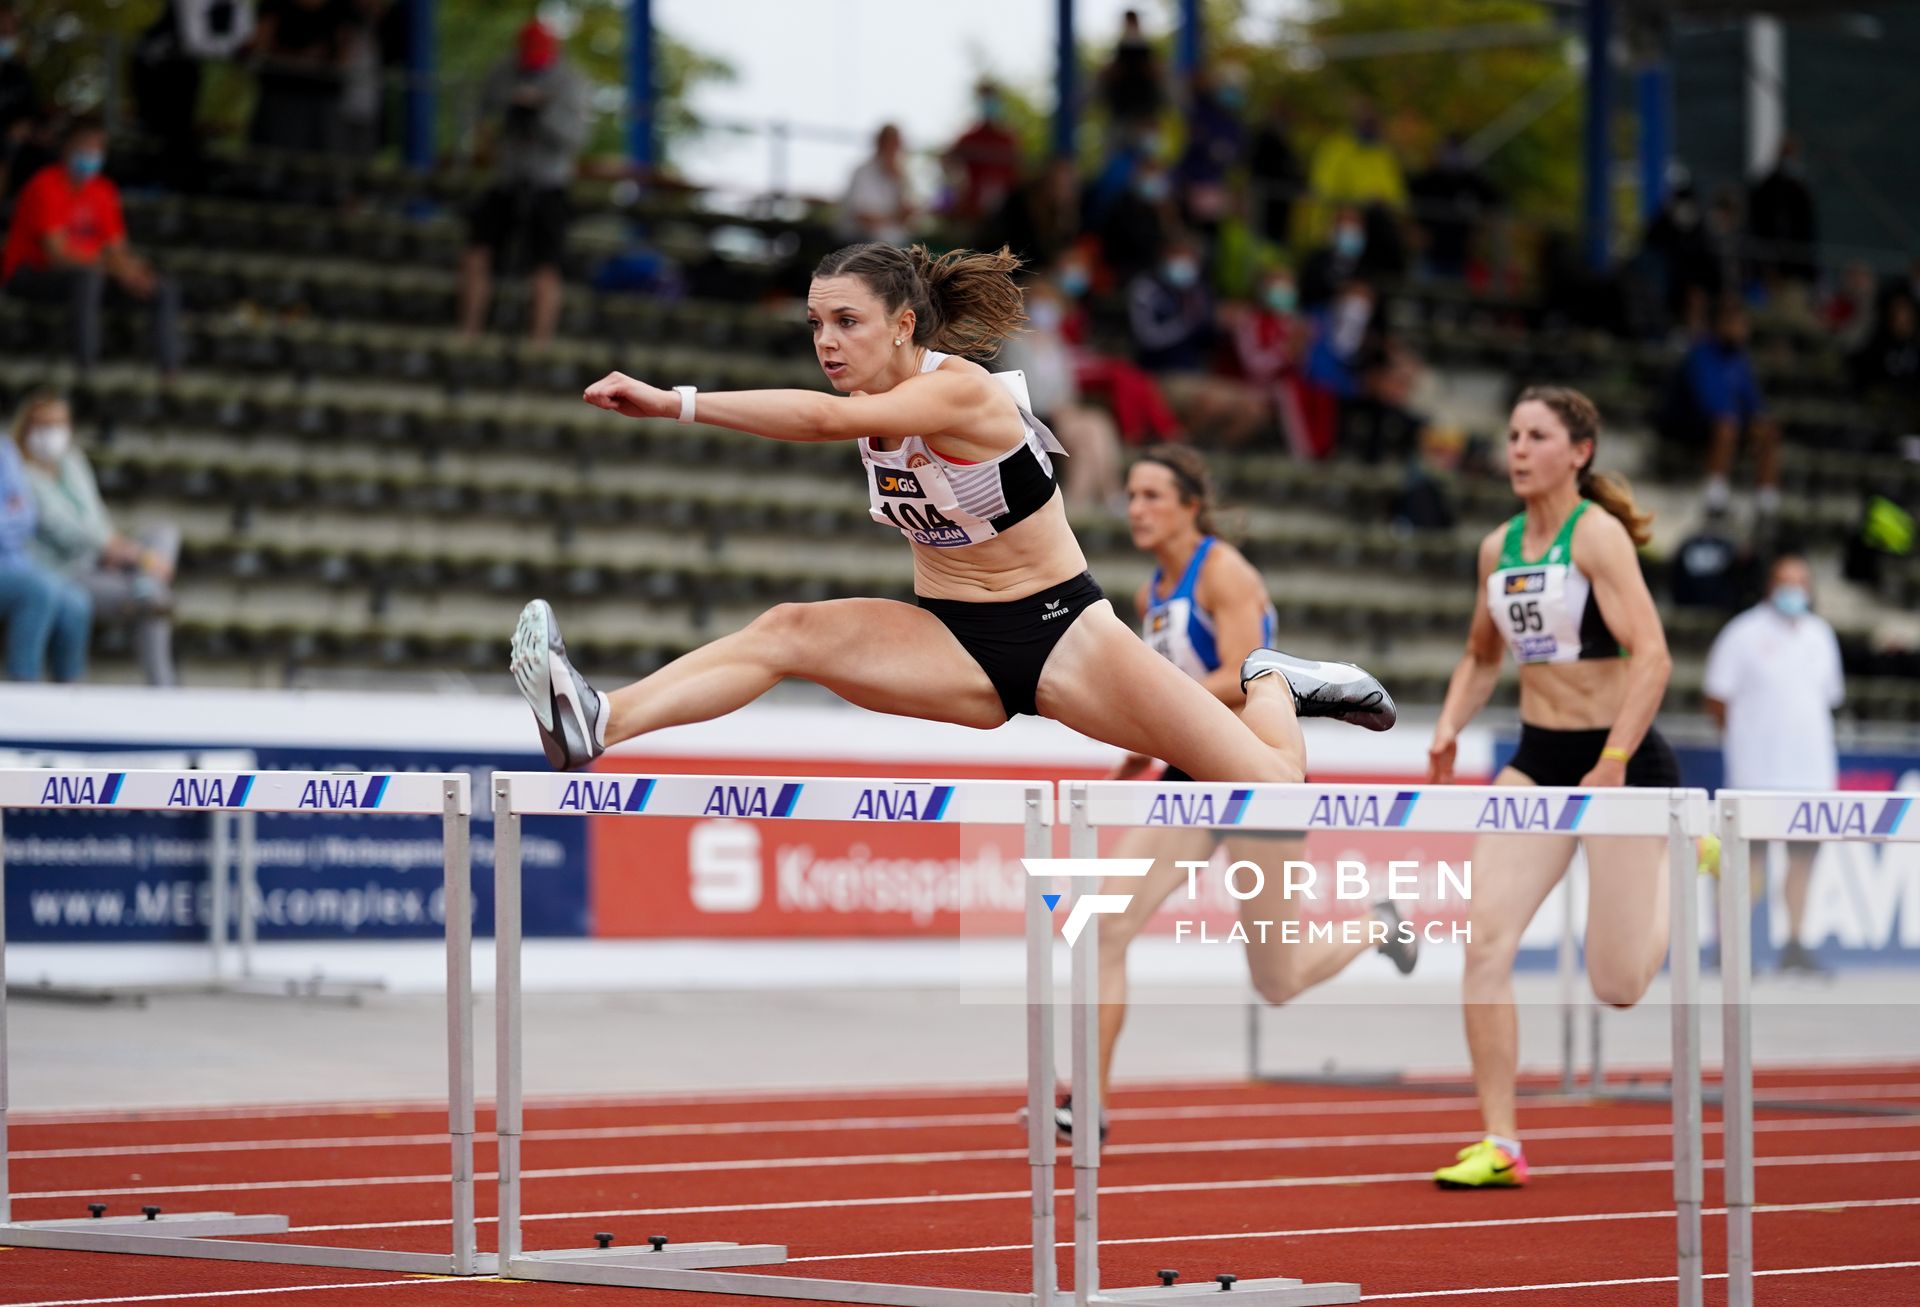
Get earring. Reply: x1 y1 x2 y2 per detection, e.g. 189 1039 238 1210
894 338 903 346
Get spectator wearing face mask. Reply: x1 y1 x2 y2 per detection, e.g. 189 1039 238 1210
13 392 177 685
1000 276 1124 513
1222 268 1315 458
1298 205 1372 310
0 403 88 683
1703 550 1844 976
944 80 1023 231
1096 157 1174 286
1128 239 1268 446
1051 248 1181 447
2 116 183 377
1302 104 1406 248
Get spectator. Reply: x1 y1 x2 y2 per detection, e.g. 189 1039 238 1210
1174 65 1246 235
988 156 1082 269
457 18 589 346
1663 298 1781 518
0 3 37 195
1 117 183 377
1850 289 1920 438
1219 266 1315 456
1824 261 1880 356
1641 182 1719 336
1302 103 1406 247
131 1 237 195
249 0 354 157
337 0 389 161
1746 135 1817 292
13 392 176 686
1298 205 1376 310
1407 134 1498 281
840 123 914 246
0 408 88 682
1000 276 1124 514
1097 9 1167 144
1298 277 1380 458
944 81 1022 231
1095 159 1174 285
1246 103 1302 249
1703 550 1844 976
1053 246 1182 447
1128 237 1266 446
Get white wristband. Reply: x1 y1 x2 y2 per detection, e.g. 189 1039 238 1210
674 385 698 424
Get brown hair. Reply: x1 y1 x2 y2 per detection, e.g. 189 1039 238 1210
1516 385 1653 547
812 242 1026 359
1132 444 1217 536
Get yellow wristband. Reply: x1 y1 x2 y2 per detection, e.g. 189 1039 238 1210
1600 746 1631 765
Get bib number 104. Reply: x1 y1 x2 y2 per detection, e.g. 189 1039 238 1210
1507 600 1543 633
879 501 959 533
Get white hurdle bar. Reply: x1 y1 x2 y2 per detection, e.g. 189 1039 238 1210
492 772 1058 1307
1067 781 1714 1307
1714 789 1916 1307
0 768 488 1275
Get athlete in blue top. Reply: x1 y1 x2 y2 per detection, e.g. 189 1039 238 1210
1057 446 1417 1143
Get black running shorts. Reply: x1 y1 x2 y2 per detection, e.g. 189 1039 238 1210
919 572 1106 719
1506 723 1682 789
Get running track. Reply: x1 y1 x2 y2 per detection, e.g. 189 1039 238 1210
4 1068 1918 1307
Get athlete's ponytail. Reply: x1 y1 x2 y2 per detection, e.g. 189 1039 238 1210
1517 385 1654 548
815 242 1026 359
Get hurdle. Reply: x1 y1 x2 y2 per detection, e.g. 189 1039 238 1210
492 771 1063 1306
0 767 489 1275
1066 780 1713 1307
1713 788 1917 1307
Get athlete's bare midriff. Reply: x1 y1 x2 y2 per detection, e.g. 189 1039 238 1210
906 495 1092 601
1517 657 1631 732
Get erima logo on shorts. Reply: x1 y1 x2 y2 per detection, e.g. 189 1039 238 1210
876 472 925 497
1505 571 1547 594
1041 598 1070 621
1022 859 1156 945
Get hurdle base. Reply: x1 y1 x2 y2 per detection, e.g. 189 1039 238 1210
506 1254 1054 1307
0 1216 494 1274
517 1241 788 1270
1092 1278 1360 1305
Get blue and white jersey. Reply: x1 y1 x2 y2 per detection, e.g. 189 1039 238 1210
1141 536 1276 681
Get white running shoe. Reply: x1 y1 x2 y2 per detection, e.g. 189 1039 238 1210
1240 648 1397 732
510 599 607 771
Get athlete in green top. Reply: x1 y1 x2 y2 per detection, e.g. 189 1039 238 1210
1426 386 1678 1189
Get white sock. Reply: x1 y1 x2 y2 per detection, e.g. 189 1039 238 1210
1488 1133 1523 1157
1757 484 1781 513
1704 476 1731 509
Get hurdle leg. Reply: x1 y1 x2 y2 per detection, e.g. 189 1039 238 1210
1068 791 1100 1307
237 811 258 980
1668 804 1703 1307
209 810 230 984
1023 787 1058 1306
1718 802 1755 1307
1 811 10 1224
492 783 524 1265
444 783 478 1274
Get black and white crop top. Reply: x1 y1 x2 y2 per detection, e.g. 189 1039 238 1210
858 350 1067 549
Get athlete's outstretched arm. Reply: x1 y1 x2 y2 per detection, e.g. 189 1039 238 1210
582 369 1003 445
1430 530 1507 783
1577 511 1672 783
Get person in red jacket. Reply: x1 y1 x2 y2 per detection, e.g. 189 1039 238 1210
1 115 181 376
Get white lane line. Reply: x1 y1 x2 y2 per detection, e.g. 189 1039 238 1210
283 1149 1920 1234
0 1279 473 1307
22 1082 1920 1161
1359 1259 1920 1300
20 1067 1917 1127
776 1196 1920 1264
21 1115 1920 1201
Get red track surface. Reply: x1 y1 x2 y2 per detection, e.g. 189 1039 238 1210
4 1069 1918 1307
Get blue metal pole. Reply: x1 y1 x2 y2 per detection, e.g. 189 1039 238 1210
629 0 655 169
1583 0 1614 271
1636 60 1670 227
405 0 435 171
1178 0 1201 83
1053 0 1077 159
